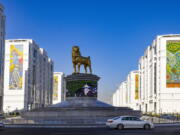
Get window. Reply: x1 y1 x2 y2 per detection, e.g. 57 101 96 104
131 117 141 121
154 102 157 113
154 63 157 94
121 117 127 120
33 49 37 58
154 45 157 55
122 117 131 121
112 116 120 120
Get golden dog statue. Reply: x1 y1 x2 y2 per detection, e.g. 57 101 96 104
72 46 92 74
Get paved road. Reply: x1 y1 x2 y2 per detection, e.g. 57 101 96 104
0 126 180 135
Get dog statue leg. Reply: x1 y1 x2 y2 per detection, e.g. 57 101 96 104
84 65 87 74
78 63 81 73
73 64 76 73
89 65 92 74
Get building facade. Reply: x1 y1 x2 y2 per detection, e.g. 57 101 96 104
112 71 139 110
112 89 117 106
3 39 54 113
112 86 120 107
126 71 139 110
53 72 65 104
0 4 5 113
119 81 127 107
112 34 180 114
139 34 180 114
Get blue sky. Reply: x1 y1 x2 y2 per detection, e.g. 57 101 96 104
1 0 180 103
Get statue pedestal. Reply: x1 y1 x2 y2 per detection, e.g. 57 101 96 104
65 73 100 97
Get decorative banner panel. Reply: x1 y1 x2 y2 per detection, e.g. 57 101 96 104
66 81 97 97
65 73 100 97
53 75 58 101
9 45 23 90
135 74 139 99
166 41 180 87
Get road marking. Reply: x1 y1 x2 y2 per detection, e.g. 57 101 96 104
52 133 88 135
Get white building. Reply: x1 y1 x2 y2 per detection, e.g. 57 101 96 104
112 71 139 110
53 72 65 104
112 34 180 114
112 89 119 107
139 34 180 114
126 71 139 110
0 3 5 113
3 39 54 113
119 81 127 107
116 87 121 107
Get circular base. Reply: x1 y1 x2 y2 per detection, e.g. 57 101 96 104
50 97 112 108
21 98 141 125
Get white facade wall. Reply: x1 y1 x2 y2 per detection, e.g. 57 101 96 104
139 45 156 113
116 87 120 106
3 39 54 113
112 71 139 110
126 71 139 110
112 90 116 106
38 48 54 108
53 72 65 104
139 34 180 114
112 89 120 107
0 4 5 113
119 81 127 107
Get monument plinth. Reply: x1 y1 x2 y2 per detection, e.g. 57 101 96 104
65 73 100 98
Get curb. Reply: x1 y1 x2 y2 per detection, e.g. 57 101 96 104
5 124 106 128
155 123 180 127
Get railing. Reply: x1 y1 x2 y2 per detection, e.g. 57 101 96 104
141 115 180 124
